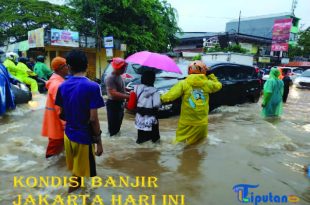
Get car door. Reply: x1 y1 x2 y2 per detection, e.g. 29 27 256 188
209 66 229 109
224 65 246 105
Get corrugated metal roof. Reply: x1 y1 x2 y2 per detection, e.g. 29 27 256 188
228 12 297 23
176 32 219 39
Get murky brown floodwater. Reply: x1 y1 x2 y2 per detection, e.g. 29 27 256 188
0 87 309 205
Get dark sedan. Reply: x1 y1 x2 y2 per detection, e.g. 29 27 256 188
101 61 261 116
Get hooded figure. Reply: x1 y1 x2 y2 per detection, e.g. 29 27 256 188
3 52 19 77
134 70 161 144
34 56 52 80
261 67 284 117
161 61 222 145
16 57 38 93
42 57 69 158
0 63 16 115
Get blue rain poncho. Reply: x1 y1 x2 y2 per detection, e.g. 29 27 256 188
0 63 16 115
262 68 284 117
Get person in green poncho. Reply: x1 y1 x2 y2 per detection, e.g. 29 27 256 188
261 67 284 118
34 56 52 80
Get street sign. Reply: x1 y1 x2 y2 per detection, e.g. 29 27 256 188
281 58 290 64
106 48 113 57
104 36 114 48
258 57 271 63
121 44 127 51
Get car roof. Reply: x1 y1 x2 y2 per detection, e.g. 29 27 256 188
205 61 254 68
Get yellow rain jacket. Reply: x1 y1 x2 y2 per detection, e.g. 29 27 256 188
15 62 38 93
161 74 222 144
3 59 19 77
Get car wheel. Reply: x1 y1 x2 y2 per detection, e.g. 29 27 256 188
249 95 259 103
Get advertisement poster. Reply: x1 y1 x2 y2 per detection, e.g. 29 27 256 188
28 28 44 48
51 29 79 47
271 18 292 51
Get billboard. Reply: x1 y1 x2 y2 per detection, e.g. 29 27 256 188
28 28 44 48
51 29 79 47
271 19 292 52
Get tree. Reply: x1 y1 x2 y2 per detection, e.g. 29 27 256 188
69 0 180 53
289 27 310 59
0 0 75 45
298 27 310 58
205 43 248 54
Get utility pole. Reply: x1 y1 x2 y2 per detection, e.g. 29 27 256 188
236 10 241 45
237 10 241 34
291 0 298 16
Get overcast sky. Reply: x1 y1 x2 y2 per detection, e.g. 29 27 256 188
46 0 310 32
166 0 310 32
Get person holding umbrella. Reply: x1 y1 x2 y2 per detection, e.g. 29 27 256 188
105 58 129 136
160 61 222 145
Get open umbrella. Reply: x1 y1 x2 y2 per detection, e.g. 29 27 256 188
125 51 182 74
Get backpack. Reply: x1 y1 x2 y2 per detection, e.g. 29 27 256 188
127 91 137 111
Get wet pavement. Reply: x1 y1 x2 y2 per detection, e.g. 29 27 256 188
0 87 309 205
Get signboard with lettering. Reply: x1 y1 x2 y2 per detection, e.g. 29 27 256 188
271 19 292 52
104 36 114 48
28 28 44 48
51 29 79 47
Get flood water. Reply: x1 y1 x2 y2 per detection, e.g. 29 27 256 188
0 87 309 205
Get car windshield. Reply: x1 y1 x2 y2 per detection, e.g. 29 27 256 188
293 68 304 74
301 70 310 77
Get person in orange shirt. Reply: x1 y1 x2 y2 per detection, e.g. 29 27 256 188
42 57 69 158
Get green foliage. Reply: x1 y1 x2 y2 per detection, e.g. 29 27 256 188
227 44 248 53
297 27 310 58
69 0 180 53
0 0 75 44
206 44 248 54
192 54 202 61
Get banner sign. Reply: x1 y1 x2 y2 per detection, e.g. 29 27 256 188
271 19 292 52
28 28 44 48
51 29 79 47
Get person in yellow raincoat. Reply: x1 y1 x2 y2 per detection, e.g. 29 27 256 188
161 61 222 145
16 57 38 93
3 52 19 77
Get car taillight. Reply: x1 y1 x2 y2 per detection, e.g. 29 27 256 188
121 73 133 79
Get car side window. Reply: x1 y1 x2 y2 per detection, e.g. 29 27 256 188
226 66 255 80
226 66 243 80
212 67 228 81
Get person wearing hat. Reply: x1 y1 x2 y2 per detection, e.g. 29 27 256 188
161 61 222 145
104 57 130 136
42 57 69 158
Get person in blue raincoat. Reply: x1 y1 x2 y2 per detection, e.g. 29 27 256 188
0 50 18 115
261 67 284 118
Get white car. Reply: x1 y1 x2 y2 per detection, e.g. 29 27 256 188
294 69 310 88
281 67 304 81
